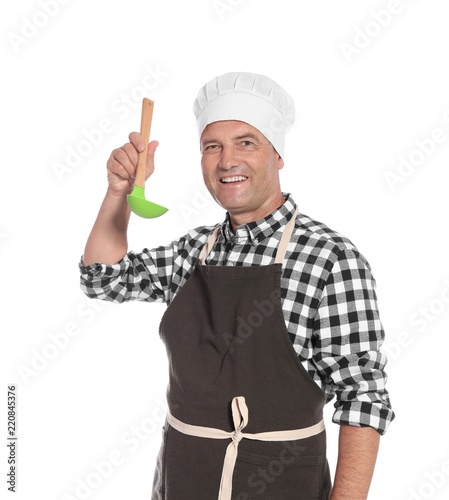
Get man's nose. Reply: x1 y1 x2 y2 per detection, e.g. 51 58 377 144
219 145 240 169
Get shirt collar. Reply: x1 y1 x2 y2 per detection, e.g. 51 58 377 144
219 192 297 246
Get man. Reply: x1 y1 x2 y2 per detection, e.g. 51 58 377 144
79 72 395 499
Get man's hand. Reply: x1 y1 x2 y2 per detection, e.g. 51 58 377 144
106 132 159 197
82 133 159 267
330 424 380 500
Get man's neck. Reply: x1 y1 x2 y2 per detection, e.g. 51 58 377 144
228 193 286 234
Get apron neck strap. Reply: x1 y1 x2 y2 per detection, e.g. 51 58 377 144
198 226 221 265
274 204 298 264
198 204 299 266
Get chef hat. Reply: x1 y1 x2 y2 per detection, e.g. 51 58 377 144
193 72 295 158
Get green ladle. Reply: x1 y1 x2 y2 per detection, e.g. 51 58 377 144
127 98 168 218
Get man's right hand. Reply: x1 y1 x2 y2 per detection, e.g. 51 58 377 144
106 132 159 196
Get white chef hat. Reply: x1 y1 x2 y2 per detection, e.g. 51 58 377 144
193 72 295 158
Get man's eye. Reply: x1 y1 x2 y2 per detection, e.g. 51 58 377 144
242 141 252 146
205 145 218 150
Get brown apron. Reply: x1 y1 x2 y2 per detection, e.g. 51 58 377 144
152 205 332 499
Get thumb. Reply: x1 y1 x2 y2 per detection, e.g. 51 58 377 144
147 140 159 156
145 140 159 179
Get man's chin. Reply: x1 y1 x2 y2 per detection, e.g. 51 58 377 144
215 191 249 209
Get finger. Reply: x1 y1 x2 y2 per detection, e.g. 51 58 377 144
145 140 159 173
128 131 145 153
147 140 159 156
108 157 132 180
111 148 135 177
121 142 139 167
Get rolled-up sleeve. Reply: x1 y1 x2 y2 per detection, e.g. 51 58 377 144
79 239 179 304
313 247 395 435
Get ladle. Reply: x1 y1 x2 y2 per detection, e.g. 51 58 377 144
127 98 168 218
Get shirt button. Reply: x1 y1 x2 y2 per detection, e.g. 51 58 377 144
228 261 235 266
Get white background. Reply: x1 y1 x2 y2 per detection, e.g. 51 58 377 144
2 1 449 499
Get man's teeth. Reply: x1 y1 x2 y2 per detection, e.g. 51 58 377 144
221 176 248 183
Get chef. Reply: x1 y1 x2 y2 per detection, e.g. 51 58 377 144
79 71 395 499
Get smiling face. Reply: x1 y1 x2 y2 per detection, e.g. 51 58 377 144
200 120 285 232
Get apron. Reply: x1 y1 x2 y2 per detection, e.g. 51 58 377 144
152 205 332 499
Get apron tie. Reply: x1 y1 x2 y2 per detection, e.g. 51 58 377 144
232 429 243 444
166 395 325 500
219 396 248 499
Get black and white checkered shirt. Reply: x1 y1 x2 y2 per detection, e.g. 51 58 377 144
79 191 395 434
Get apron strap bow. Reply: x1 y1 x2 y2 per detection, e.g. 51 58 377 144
166 394 325 500
219 396 248 500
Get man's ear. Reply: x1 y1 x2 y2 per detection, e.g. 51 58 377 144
278 155 284 170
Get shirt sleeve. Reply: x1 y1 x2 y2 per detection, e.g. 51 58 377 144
78 237 181 304
312 247 395 435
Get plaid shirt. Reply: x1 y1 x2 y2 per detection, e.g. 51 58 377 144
79 191 395 434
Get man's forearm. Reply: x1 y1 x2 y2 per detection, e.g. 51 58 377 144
330 424 380 500
83 189 132 267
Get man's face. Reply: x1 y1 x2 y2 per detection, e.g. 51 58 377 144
200 120 284 216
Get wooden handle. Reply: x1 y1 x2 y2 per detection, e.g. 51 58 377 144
135 98 154 189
